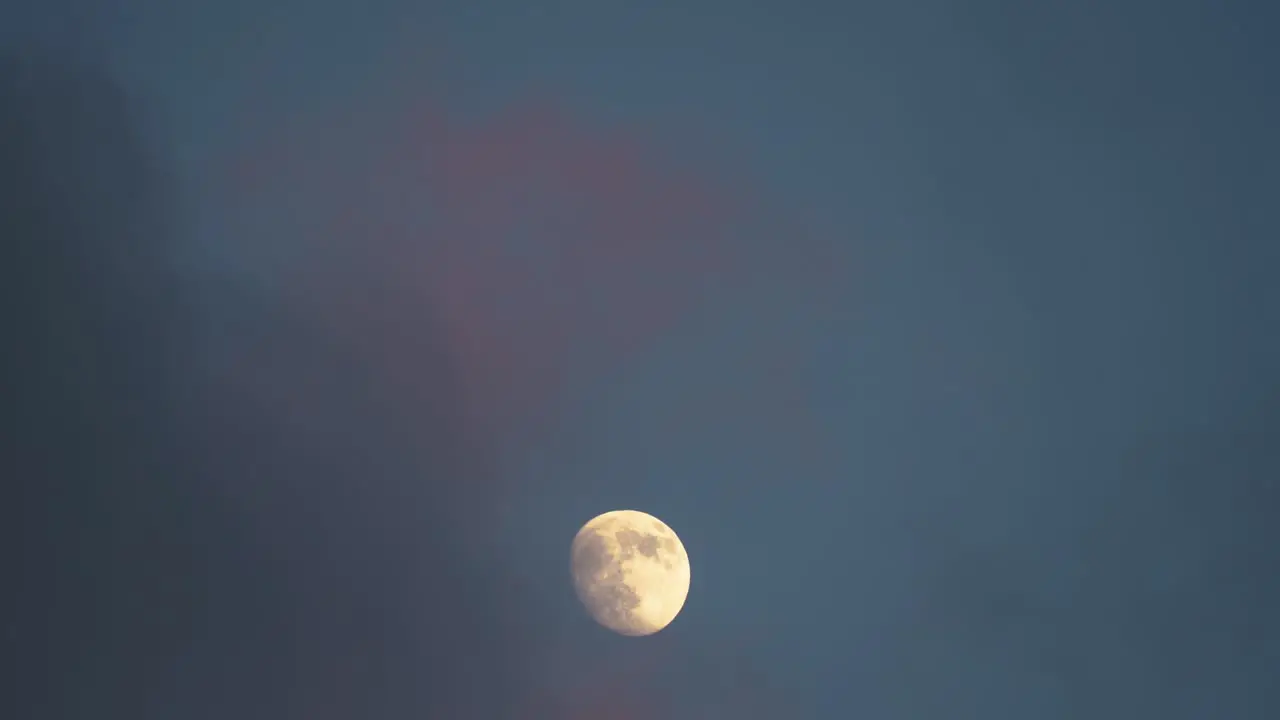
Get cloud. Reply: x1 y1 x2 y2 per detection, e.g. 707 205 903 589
1 51 547 719
221 75 853 443
2 52 199 717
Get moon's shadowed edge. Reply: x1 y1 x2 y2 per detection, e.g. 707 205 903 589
571 530 647 635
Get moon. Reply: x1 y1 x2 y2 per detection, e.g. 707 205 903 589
570 509 691 636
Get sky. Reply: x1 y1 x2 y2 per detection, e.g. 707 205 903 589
3 1 1278 718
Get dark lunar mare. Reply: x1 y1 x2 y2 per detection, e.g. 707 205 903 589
615 527 661 559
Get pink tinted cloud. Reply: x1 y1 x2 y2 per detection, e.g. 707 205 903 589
219 71 851 483
233 105 705 416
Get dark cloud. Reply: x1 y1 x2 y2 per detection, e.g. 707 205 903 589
2 53 197 718
1 52 543 719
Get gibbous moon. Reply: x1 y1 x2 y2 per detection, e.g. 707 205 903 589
570 509 691 636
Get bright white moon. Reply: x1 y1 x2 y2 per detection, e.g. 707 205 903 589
570 509 691 636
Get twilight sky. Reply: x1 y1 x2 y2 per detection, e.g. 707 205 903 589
4 1 1278 718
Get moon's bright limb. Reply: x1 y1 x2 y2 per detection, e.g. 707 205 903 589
570 509 691 636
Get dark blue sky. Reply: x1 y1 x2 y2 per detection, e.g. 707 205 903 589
5 1 1277 718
